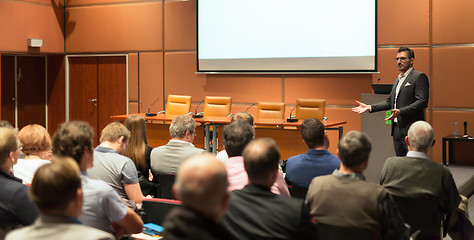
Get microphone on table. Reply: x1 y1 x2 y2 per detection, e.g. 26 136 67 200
286 103 300 122
244 103 257 112
193 99 204 118
145 98 160 116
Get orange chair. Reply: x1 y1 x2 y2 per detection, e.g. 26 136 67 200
161 95 192 117
203 96 232 117
295 98 325 120
257 102 285 119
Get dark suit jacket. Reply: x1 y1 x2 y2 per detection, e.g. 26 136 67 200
221 184 316 240
371 69 429 136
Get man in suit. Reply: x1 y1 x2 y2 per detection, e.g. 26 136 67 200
0 127 39 238
306 131 409 240
285 118 339 189
151 115 204 175
222 138 316 240
6 157 115 240
162 153 236 240
380 121 471 239
353 47 429 156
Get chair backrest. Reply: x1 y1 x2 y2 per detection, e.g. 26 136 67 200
166 95 192 116
257 102 285 119
142 198 182 225
155 174 176 199
288 185 308 199
295 98 325 120
203 96 232 117
314 222 379 240
391 195 442 240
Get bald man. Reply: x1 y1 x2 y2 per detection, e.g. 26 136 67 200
162 153 236 240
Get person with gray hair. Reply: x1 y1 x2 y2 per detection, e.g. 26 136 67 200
151 115 204 175
162 153 236 240
380 121 470 239
306 131 409 240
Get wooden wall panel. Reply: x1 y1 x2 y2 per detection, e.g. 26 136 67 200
285 75 372 106
431 111 474 163
432 47 474 108
47 55 66 134
128 53 139 102
66 2 162 53
139 52 164 114
129 102 139 114
0 56 15 126
14 0 62 5
378 0 429 45
164 0 196 50
67 0 146 6
374 48 430 84
433 0 474 44
163 52 205 99
0 1 64 53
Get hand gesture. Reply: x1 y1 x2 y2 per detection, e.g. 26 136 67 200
352 101 370 114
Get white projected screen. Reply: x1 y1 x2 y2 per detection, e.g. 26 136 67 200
197 0 376 72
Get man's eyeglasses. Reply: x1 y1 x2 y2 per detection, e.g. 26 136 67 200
394 57 409 62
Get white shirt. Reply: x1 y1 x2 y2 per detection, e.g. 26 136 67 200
13 158 50 184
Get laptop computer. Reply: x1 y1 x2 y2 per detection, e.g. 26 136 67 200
371 83 393 94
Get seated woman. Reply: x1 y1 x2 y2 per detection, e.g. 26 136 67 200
13 124 52 184
124 115 156 196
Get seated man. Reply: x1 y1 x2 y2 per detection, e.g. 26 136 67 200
222 138 316 240
162 153 236 240
285 118 339 189
151 115 204 175
306 131 408 240
0 127 39 238
380 121 470 238
53 121 143 237
224 121 289 196
6 157 114 240
216 112 255 163
88 122 145 204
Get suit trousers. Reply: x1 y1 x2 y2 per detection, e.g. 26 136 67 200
393 123 408 157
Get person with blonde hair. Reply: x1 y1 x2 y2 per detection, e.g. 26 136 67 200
124 115 156 196
13 124 52 184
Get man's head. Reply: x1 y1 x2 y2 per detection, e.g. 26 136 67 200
169 115 196 143
174 153 228 221
300 118 326 149
30 157 82 217
99 122 131 154
0 127 20 170
396 47 415 73
243 138 280 187
18 124 51 155
338 131 372 171
406 121 434 153
223 121 254 157
231 112 254 126
0 120 13 128
52 121 94 170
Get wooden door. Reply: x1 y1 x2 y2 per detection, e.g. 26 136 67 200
1 55 15 125
17 56 46 128
68 57 99 134
97 56 127 136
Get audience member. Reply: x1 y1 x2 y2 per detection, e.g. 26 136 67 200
124 115 156 196
0 127 39 239
151 115 204 175
52 121 142 237
6 157 115 240
222 138 316 239
306 131 408 240
162 153 236 240
285 118 339 188
216 112 255 163
0 121 12 128
88 122 146 204
224 121 289 196
12 124 52 184
380 121 472 239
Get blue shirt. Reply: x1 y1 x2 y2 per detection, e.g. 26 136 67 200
285 149 340 188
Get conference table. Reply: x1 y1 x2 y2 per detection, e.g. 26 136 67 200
111 113 346 159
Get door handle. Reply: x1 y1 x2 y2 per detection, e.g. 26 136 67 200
88 98 97 106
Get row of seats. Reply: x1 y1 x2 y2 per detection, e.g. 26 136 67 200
160 95 326 120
